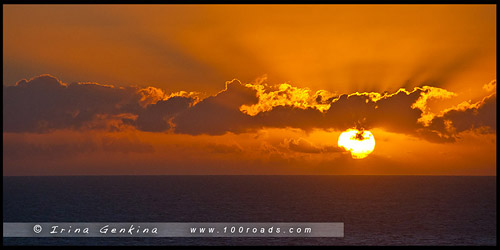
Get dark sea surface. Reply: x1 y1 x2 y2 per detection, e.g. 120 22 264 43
2 175 496 246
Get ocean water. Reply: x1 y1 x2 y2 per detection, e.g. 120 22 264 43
2 175 496 246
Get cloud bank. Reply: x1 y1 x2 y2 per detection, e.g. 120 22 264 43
3 75 496 143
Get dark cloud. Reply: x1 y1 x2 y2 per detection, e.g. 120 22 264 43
252 88 423 135
134 96 194 132
369 90 423 134
172 79 259 135
3 74 193 133
3 75 142 132
321 94 377 131
3 75 496 143
442 94 496 133
256 106 324 131
423 93 497 142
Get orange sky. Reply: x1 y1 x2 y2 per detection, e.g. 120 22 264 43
2 5 496 176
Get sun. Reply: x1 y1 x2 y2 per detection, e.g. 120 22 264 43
338 129 376 159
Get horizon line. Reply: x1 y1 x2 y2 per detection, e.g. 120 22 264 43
3 174 497 177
